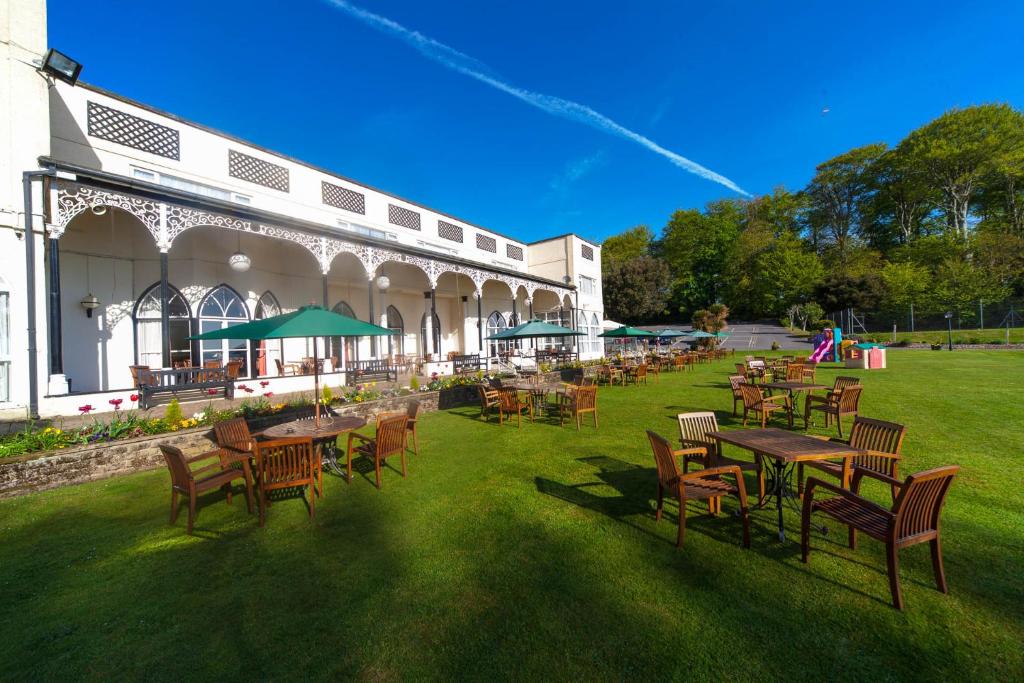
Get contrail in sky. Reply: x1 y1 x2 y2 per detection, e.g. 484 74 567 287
323 0 749 196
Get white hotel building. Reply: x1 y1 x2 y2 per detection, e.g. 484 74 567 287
0 0 603 418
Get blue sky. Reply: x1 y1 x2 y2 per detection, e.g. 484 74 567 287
49 1 1024 243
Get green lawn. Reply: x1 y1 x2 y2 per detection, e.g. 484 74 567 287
1 352 1022 681
887 327 1024 345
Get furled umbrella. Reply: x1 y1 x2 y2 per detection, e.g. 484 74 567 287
190 305 395 428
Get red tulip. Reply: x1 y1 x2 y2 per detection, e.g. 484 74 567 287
263 392 274 398
109 398 123 410
237 384 248 391
259 381 270 388
207 389 218 395
244 387 254 394
129 394 139 403
78 405 93 414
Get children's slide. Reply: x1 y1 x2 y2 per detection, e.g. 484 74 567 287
809 338 832 363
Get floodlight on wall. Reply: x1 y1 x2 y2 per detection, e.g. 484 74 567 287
40 48 83 86
80 293 100 317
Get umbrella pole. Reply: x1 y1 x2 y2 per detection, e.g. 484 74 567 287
314 339 321 429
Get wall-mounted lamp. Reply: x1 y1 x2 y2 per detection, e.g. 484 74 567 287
39 48 83 86
376 275 390 292
80 293 100 317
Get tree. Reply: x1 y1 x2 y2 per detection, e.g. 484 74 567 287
601 255 670 324
601 225 653 267
865 147 939 248
805 143 888 256
898 104 1024 239
880 261 934 313
723 227 823 318
813 273 883 315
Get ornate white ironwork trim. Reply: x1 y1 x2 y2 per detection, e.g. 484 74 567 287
50 180 571 300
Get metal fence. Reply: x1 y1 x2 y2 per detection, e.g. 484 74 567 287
828 299 1024 338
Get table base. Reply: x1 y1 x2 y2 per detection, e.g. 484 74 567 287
758 458 827 542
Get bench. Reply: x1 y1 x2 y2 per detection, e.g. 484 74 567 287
137 367 234 410
452 354 483 374
344 360 396 386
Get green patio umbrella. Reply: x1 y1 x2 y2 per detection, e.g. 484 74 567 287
686 330 715 338
598 326 658 338
190 305 394 427
486 319 584 340
655 329 689 338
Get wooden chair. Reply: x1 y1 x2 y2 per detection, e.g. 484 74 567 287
646 430 751 549
727 375 745 416
274 358 299 376
253 437 316 526
497 387 533 428
477 384 500 421
213 417 258 485
802 465 959 610
627 364 649 385
129 365 152 388
739 382 791 428
559 385 597 430
405 400 420 456
676 411 764 505
798 417 907 497
346 413 408 489
805 384 864 437
785 363 806 382
159 443 253 535
225 359 243 380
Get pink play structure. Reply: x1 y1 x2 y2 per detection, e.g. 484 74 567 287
809 337 833 363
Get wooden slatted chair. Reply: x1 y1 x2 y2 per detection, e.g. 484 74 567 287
676 411 764 506
786 363 806 382
159 443 254 535
798 417 907 497
213 416 259 492
477 384 500 421
739 382 791 428
497 387 533 428
345 413 408 489
805 383 863 437
728 375 745 416
802 465 959 610
627 364 649 385
405 400 420 456
646 430 751 548
225 359 243 380
559 385 597 430
254 437 316 526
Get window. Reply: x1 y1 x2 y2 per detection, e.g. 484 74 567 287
254 292 282 377
476 234 497 252
506 244 524 261
337 220 398 241
537 308 569 351
386 305 404 357
590 313 601 354
133 284 193 368
198 285 250 375
579 276 597 297
486 311 507 358
388 204 421 230
0 290 9 401
581 244 594 260
330 301 358 365
132 166 251 204
577 311 601 354
420 311 441 358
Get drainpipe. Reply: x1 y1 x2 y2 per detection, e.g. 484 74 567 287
23 169 55 419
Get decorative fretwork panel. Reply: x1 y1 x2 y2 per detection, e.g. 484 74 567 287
581 244 594 260
322 181 365 214
438 220 463 243
476 234 497 253
228 150 290 192
506 244 524 261
86 101 180 160
388 204 421 231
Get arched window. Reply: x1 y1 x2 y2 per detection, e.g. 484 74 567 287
254 291 282 377
420 311 441 358
591 313 601 354
133 283 192 368
330 301 357 366
577 311 591 354
386 305 404 357
198 285 250 374
486 311 507 358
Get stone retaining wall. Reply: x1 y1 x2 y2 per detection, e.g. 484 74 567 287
0 391 446 499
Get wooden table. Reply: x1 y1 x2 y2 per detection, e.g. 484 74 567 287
760 382 829 426
707 428 864 541
262 415 367 492
507 381 565 416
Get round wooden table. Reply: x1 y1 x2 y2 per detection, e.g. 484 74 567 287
262 415 367 490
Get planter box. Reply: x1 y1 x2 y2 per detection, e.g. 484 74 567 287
0 390 461 499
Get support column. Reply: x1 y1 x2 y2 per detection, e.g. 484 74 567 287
476 291 483 356
430 287 438 358
460 295 469 354
322 275 328 307
368 279 376 357
527 297 534 350
160 251 171 368
46 236 63 375
423 291 434 359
